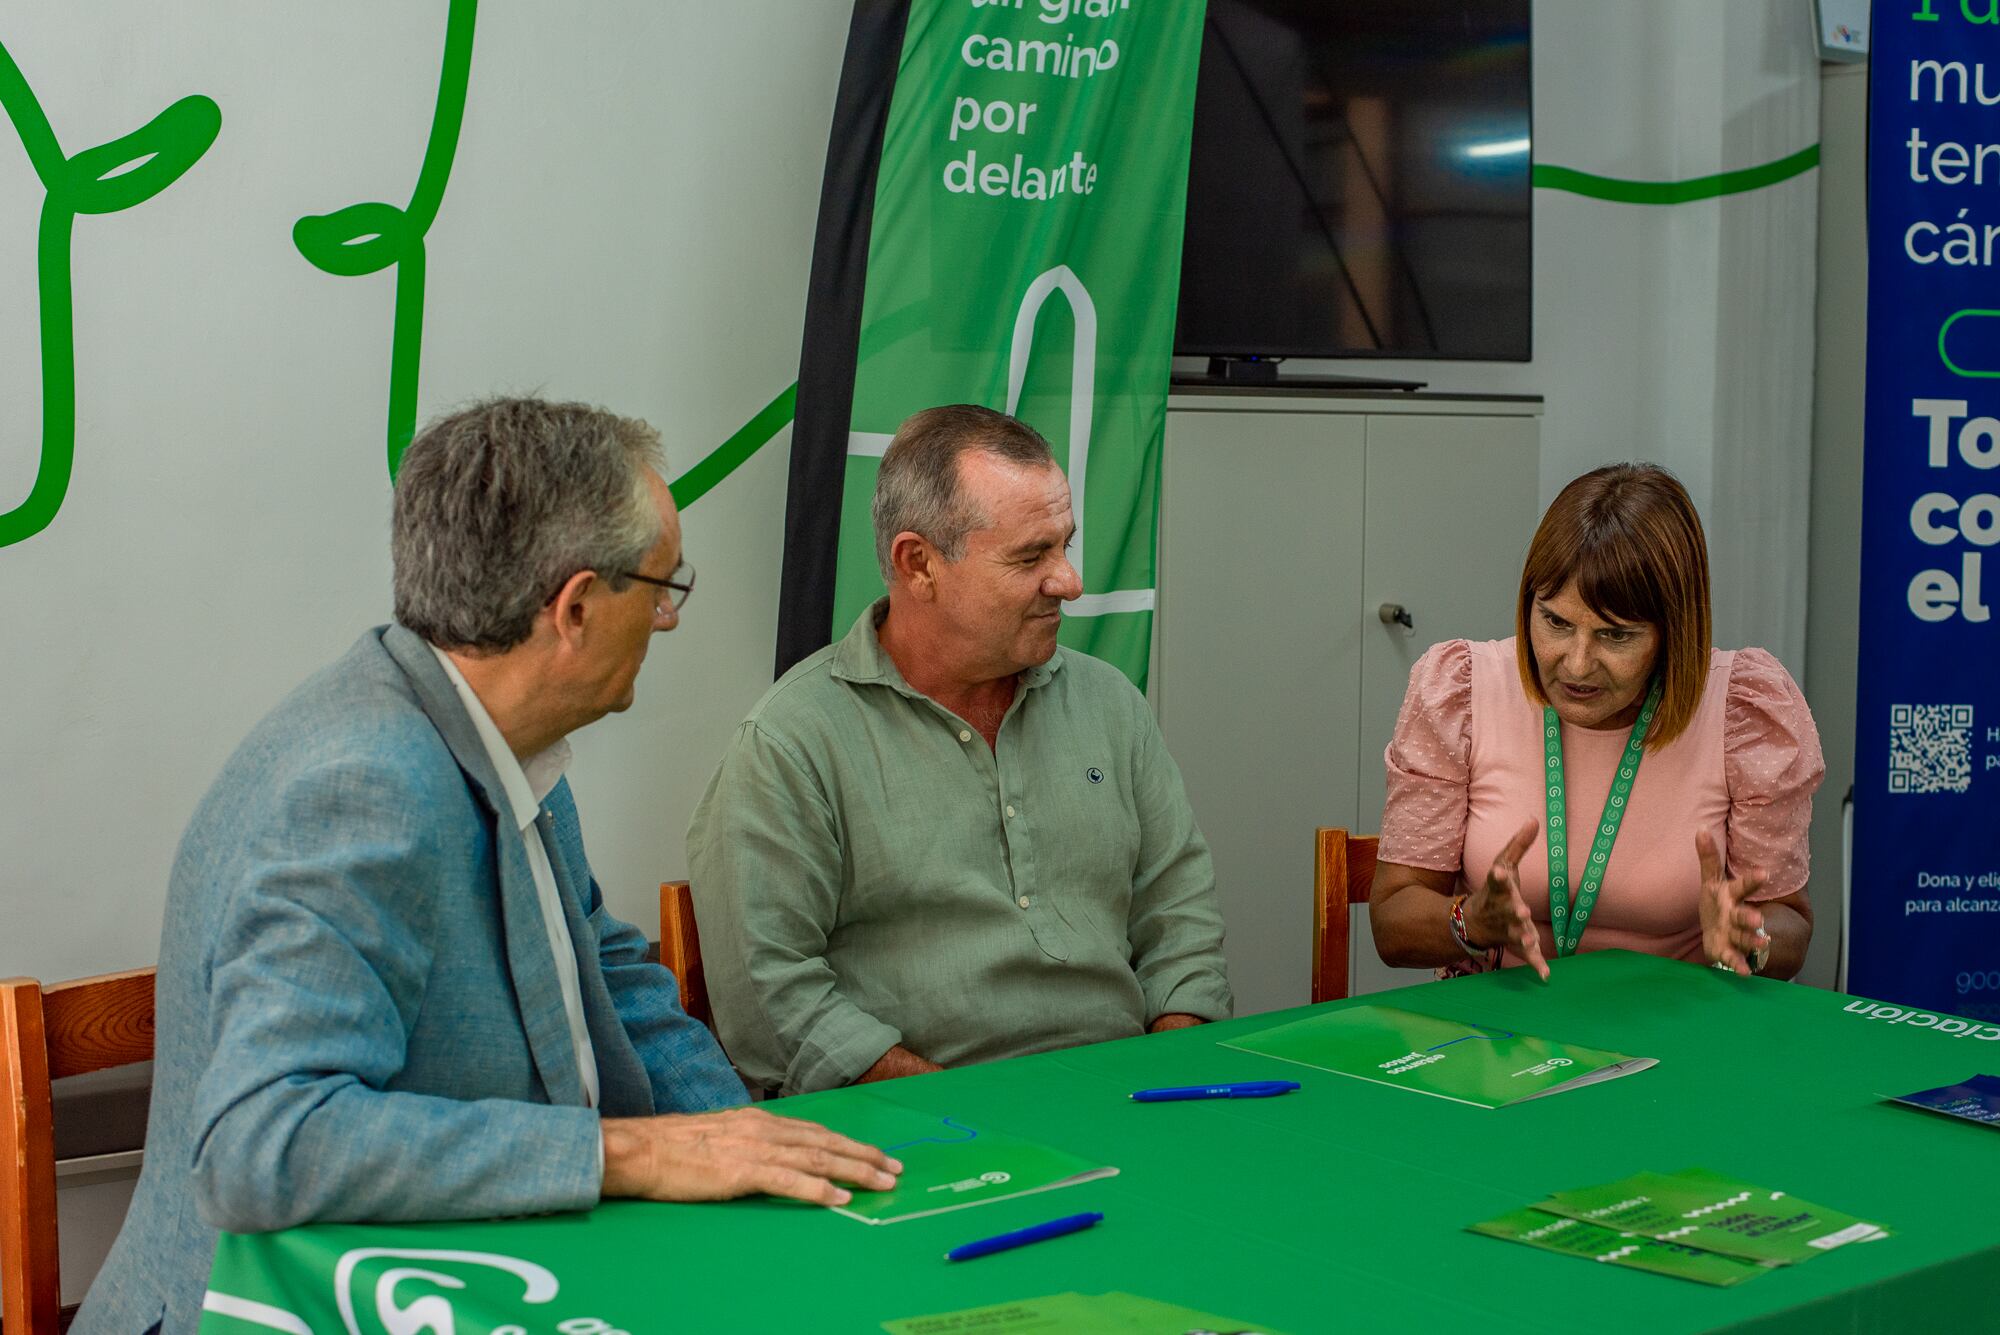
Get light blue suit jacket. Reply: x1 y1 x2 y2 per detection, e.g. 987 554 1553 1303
74 625 744 1335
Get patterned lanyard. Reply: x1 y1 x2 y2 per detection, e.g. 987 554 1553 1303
1542 679 1662 957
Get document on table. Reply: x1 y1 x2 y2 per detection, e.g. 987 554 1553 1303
1471 1167 1890 1285
882 1290 1288 1333
1533 1168 1888 1265
1469 1207 1773 1287
1885 1073 2000 1127
1220 1004 1654 1108
812 1092 1116 1225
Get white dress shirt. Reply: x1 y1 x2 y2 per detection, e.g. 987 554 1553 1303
430 646 601 1108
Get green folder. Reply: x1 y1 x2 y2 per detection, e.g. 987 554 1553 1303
1535 1168 1888 1265
1221 1004 1654 1108
1469 1206 1775 1287
813 1092 1116 1225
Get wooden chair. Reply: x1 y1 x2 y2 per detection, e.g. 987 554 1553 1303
1 968 155 1335
1312 829 1378 1004
658 882 712 1029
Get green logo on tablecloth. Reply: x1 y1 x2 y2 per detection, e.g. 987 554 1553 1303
205 1245 582 1334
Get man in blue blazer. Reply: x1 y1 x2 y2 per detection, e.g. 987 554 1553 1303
76 399 899 1335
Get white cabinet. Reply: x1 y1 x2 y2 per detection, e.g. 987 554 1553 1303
1156 391 1541 1015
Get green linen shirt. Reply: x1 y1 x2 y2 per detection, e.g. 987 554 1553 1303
687 601 1233 1096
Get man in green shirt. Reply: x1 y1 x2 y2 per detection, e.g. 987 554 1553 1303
688 405 1233 1095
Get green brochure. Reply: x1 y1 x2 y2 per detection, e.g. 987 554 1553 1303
1469 1206 1773 1287
1220 1004 1654 1108
1536 1168 1888 1265
883 1291 1288 1333
814 1093 1116 1225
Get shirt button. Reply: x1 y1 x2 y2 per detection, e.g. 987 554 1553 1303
1005 804 1016 818
959 729 972 742
1018 896 1032 909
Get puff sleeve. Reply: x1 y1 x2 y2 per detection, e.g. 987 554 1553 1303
1379 639 1474 872
1723 648 1826 902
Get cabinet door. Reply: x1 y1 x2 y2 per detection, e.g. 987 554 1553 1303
1159 409 1365 1016
1352 411 1536 995
1352 414 1537 996
1356 414 1540 828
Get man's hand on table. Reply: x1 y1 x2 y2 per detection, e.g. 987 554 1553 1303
600 1108 900 1207
1147 1013 1205 1033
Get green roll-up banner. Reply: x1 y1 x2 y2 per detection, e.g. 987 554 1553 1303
779 0 1208 690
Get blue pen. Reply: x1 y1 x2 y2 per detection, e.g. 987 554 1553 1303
944 1211 1103 1262
1129 1080 1301 1102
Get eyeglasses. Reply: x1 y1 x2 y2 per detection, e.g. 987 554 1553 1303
622 560 696 612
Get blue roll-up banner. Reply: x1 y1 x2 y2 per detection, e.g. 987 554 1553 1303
1855 4 2000 1020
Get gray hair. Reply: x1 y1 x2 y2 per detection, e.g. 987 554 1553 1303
392 396 666 652
871 404 1057 580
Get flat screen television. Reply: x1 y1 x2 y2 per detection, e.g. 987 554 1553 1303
1175 0 1532 363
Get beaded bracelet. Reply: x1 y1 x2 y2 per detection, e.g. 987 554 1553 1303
1447 893 1483 959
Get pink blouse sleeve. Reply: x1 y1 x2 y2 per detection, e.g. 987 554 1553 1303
1724 649 1826 902
1378 639 1473 872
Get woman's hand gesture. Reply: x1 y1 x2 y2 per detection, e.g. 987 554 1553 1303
1696 829 1768 977
1464 818 1549 981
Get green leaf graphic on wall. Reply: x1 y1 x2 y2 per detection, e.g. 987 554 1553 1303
0 41 220 550
667 304 928 510
293 0 476 479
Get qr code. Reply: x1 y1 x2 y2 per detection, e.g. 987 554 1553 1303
1889 704 1973 793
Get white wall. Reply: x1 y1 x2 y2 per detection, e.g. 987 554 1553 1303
2 3 843 982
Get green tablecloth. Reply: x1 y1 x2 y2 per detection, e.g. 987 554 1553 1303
199 950 2000 1333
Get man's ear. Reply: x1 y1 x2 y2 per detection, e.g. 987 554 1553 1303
548 569 599 650
889 531 940 601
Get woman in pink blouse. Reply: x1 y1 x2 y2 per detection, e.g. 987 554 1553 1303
1370 463 1824 981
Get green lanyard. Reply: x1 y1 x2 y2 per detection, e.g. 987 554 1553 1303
1542 679 1661 957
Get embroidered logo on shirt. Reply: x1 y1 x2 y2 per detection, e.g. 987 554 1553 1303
1086 767 1104 784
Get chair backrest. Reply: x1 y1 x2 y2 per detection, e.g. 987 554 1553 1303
1311 829 1378 1004
658 882 712 1029
1 967 155 1335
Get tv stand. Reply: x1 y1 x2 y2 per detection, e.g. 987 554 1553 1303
1204 355 1281 384
1176 358 1426 393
